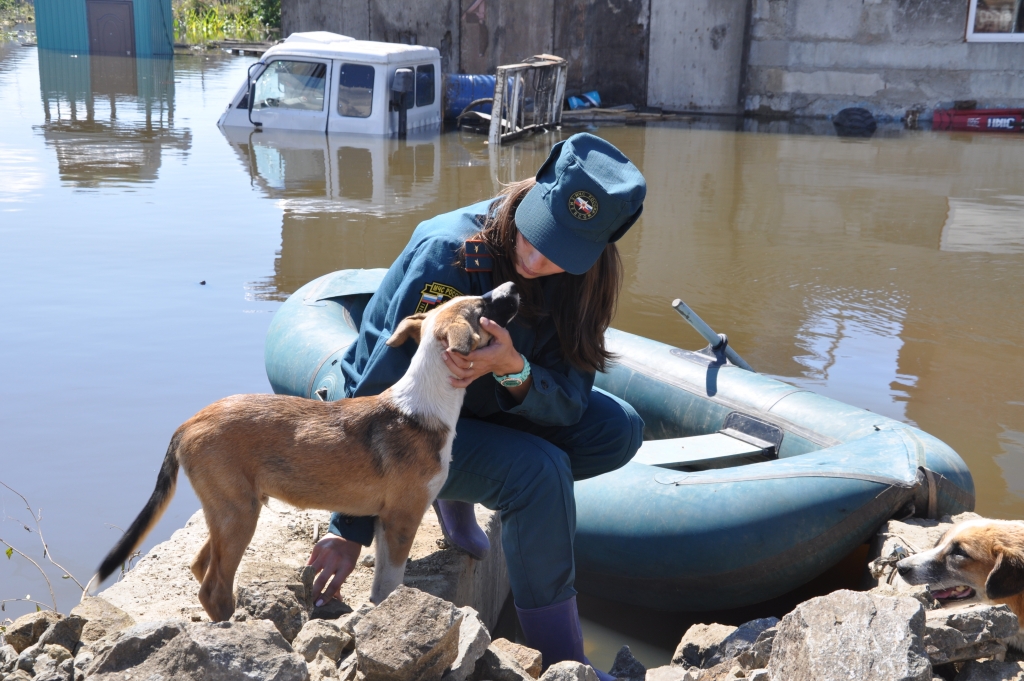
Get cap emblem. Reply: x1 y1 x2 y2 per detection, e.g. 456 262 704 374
568 190 598 220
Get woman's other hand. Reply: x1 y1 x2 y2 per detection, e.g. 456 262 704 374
443 317 524 388
307 534 362 607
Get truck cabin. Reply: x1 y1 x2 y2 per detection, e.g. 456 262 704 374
218 32 441 136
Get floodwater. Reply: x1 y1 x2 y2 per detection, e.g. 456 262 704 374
2 44 1024 668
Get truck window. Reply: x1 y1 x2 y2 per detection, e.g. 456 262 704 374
338 63 375 118
253 60 327 111
416 64 435 108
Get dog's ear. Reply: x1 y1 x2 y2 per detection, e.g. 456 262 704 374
386 313 427 347
986 548 1024 599
446 318 480 356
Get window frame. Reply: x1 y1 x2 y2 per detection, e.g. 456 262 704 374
252 58 330 112
336 62 376 119
966 0 1024 42
415 64 436 108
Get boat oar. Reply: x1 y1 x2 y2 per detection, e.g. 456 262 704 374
671 299 755 372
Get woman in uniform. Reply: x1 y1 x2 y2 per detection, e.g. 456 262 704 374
306 133 647 680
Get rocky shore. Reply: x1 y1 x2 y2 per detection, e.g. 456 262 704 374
2 507 1023 681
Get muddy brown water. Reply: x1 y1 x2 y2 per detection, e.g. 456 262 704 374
1 46 1023 668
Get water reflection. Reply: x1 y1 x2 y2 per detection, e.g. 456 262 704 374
220 127 527 298
35 50 190 187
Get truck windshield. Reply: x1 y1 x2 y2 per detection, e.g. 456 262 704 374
253 60 327 111
338 63 375 118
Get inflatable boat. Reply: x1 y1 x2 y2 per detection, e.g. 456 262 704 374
265 269 975 611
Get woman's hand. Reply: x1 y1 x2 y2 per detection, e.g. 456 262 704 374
307 534 362 607
443 317 524 388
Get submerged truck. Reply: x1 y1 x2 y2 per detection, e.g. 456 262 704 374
218 32 442 135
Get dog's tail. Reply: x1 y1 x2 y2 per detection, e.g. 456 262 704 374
92 429 183 590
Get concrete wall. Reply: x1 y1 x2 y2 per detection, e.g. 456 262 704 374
647 0 749 113
744 0 1024 118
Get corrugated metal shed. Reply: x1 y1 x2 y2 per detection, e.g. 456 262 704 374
36 0 173 56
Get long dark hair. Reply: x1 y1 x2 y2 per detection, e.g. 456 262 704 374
459 178 622 373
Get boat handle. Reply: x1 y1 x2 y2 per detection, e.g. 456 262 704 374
671 298 755 372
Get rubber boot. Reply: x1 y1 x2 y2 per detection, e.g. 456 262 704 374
516 596 615 681
432 500 490 560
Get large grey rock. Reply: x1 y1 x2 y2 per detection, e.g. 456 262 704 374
336 602 375 636
353 585 463 681
309 649 343 680
539 661 599 681
736 626 776 671
925 603 1020 664
645 666 697 681
869 582 941 610
473 644 533 681
707 618 778 668
234 561 315 642
867 513 980 593
1 643 18 674
609 645 647 681
24 647 71 681
35 614 85 652
4 669 33 680
292 618 353 663
954 659 1024 681
672 623 737 669
492 638 543 679
87 619 308 681
767 590 932 681
14 642 71 676
83 620 188 676
441 606 491 681
3 611 61 653
69 597 135 644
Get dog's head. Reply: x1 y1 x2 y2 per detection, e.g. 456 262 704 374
385 282 520 355
896 518 1024 603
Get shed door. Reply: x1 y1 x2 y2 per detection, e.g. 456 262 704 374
87 0 136 57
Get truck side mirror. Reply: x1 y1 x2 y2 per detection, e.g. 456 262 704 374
247 61 264 128
390 68 414 138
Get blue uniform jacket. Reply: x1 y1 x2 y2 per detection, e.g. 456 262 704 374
330 199 596 545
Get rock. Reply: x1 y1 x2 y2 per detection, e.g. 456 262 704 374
672 623 737 669
767 590 932 681
353 585 463 681
234 561 315 642
98 501 509 633
25 649 67 681
870 582 940 610
867 513 980 593
609 645 647 680
1 644 18 674
441 606 491 681
707 618 778 668
69 597 135 644
3 668 33 680
35 614 85 652
954 660 1024 681
925 603 1020 664
87 619 308 681
492 637 543 679
473 644 534 681
293 617 353 663
736 627 776 671
696 661 744 681
539 660 599 681
83 620 188 676
313 598 354 620
338 654 359 681
337 602 375 635
309 649 342 680
746 671 769 681
645 666 697 681
3 611 61 653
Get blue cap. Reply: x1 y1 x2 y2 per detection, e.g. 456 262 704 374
514 133 646 275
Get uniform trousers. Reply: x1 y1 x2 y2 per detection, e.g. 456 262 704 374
436 388 643 609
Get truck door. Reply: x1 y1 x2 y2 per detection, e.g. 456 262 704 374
249 58 332 132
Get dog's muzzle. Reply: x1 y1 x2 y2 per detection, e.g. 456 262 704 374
482 282 520 327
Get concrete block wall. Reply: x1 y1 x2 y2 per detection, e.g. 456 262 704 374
744 0 1024 118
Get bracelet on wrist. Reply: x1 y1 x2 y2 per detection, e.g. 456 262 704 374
493 353 531 388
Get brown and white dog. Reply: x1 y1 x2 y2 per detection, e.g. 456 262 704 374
897 518 1024 647
89 283 520 622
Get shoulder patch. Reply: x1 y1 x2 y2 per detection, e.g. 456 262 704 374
464 238 492 272
415 282 464 314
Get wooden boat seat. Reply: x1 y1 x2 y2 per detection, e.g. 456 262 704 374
634 418 781 471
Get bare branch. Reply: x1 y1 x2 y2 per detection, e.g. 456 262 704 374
0 537 56 611
0 480 85 591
